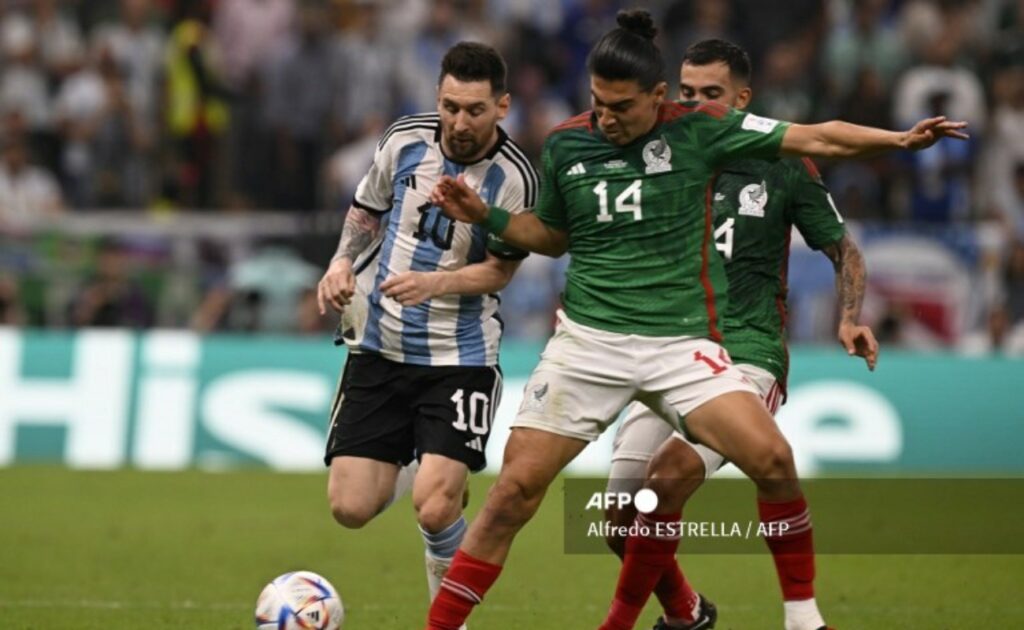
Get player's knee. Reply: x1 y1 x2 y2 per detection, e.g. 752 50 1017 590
646 440 705 508
747 438 795 481
415 489 463 533
483 476 542 529
328 493 378 529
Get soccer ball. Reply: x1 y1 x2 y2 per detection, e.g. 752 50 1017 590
255 571 344 629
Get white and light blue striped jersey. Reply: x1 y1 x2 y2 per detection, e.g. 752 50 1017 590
340 112 538 367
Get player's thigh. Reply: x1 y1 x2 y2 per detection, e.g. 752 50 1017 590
513 312 638 442
684 389 795 479
412 364 503 474
324 353 416 470
639 337 758 424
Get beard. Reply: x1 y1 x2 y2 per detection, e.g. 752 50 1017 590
445 132 483 161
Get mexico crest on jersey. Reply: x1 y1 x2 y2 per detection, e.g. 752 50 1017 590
738 181 768 217
642 137 672 174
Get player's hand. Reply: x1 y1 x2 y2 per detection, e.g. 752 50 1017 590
431 174 488 223
838 322 879 371
380 271 444 307
317 257 355 315
901 116 969 151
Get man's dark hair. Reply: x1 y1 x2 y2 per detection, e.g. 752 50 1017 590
682 39 752 84
439 42 508 95
587 9 664 91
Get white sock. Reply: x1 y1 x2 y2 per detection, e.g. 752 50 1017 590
424 551 453 602
784 597 826 630
381 460 418 512
421 516 468 629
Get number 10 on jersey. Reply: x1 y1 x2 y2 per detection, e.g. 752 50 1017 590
594 179 643 223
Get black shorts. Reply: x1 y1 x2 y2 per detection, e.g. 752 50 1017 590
324 353 502 472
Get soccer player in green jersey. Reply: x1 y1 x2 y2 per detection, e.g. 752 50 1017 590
602 39 877 630
424 11 966 630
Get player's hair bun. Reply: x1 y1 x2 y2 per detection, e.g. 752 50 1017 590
616 9 657 40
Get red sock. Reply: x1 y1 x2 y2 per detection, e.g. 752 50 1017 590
600 512 681 630
654 562 699 623
425 549 502 630
758 494 816 601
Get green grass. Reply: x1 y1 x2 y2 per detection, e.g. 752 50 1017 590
1 467 1022 629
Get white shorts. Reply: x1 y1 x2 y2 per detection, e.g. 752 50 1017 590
609 363 782 484
511 310 758 442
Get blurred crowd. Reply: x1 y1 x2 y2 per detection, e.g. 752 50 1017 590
0 0 1023 353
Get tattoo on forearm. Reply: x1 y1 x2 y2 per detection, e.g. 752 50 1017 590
825 235 867 324
333 207 382 262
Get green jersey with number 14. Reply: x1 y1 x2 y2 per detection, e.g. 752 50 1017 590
530 102 790 339
712 157 846 385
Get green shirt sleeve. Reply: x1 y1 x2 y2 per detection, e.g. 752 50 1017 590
702 107 791 170
532 135 569 230
786 158 846 250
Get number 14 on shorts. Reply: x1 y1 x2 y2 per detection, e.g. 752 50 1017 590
694 348 732 374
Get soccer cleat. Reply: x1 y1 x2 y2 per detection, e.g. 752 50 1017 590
652 595 717 629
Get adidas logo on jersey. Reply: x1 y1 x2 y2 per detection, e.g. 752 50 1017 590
567 162 587 176
465 437 484 452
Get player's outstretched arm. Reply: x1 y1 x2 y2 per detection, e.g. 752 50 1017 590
431 174 569 257
380 253 521 307
781 116 969 159
821 234 878 370
317 206 383 315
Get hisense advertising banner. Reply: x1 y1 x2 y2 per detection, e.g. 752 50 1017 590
0 328 1021 474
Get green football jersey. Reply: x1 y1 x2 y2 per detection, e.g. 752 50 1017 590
712 157 846 384
530 102 790 338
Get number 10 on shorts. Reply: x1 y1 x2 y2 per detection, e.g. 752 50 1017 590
450 389 491 435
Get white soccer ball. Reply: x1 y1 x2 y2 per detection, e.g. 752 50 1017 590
255 571 344 630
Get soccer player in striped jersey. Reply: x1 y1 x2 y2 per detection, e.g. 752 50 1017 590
603 39 878 630
316 42 537 621
424 10 965 630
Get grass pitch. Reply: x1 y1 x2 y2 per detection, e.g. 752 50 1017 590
1 467 1022 629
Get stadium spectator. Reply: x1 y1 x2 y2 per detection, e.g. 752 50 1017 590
0 273 26 324
0 12 53 161
55 43 148 207
0 134 63 228
213 0 294 207
823 0 908 104
661 0 738 71
68 237 156 328
90 0 166 203
163 0 230 209
264 1 334 210
399 0 479 112
330 0 402 143
30 0 85 81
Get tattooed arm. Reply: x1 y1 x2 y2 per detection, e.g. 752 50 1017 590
821 233 879 370
317 206 384 315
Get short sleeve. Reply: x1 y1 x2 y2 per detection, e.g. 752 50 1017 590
486 155 537 261
702 107 791 170
352 132 396 214
788 158 846 250
531 136 568 230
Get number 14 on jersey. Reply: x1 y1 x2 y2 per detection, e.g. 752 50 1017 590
594 179 643 223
